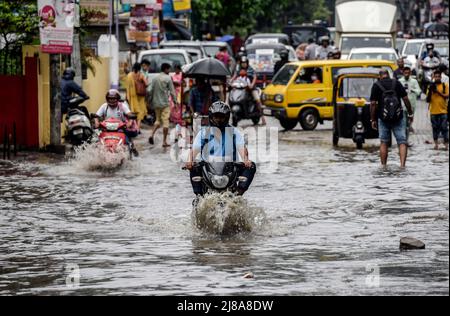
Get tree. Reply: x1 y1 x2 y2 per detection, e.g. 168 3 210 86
192 0 332 36
0 0 39 74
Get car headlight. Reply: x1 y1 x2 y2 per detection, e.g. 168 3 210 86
274 94 284 103
210 175 229 189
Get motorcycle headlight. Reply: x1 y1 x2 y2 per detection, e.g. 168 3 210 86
210 175 229 189
105 122 120 131
274 94 284 103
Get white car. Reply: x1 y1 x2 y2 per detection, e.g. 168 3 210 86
348 47 399 62
138 49 192 80
401 39 426 72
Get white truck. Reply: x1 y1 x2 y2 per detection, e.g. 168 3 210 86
335 0 398 59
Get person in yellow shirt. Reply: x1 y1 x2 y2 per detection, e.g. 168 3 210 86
427 71 449 150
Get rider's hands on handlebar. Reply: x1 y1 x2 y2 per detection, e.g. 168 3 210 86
244 160 252 168
185 161 194 170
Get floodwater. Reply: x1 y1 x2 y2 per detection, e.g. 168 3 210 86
0 102 448 296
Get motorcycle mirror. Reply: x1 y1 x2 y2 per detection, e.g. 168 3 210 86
192 176 203 182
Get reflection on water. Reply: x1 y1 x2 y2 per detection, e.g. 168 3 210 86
0 103 448 295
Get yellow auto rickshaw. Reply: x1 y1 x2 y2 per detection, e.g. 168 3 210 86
332 68 381 149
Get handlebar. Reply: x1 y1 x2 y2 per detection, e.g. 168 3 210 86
182 161 245 170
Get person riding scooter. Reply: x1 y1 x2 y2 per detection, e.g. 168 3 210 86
61 67 89 116
232 56 266 125
229 69 262 126
94 89 139 156
185 101 256 196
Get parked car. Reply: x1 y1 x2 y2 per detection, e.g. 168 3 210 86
348 47 399 62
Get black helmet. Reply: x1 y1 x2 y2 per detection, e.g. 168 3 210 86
63 67 75 80
209 101 231 128
280 49 289 60
240 56 249 64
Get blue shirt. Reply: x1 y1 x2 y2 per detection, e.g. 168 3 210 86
193 126 245 162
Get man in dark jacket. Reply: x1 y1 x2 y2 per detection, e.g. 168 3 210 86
61 68 88 115
274 49 289 76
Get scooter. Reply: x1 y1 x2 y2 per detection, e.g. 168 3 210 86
98 118 133 160
229 80 262 127
65 96 92 146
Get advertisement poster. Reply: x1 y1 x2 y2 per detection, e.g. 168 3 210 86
251 49 275 73
173 0 191 12
80 0 110 25
38 0 75 54
128 5 153 42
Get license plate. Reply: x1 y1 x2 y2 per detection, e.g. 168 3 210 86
73 129 83 135
263 109 273 116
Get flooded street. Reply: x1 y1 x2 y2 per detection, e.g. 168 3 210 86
0 101 448 296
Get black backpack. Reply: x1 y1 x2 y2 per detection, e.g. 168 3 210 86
376 80 403 123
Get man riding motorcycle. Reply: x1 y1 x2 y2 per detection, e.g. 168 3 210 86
94 89 139 156
420 41 441 62
185 101 256 196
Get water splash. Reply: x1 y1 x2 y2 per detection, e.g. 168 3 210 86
70 143 130 172
192 192 267 236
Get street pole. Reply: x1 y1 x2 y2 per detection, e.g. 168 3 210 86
71 33 82 86
50 54 61 147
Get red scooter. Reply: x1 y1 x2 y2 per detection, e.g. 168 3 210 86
98 118 132 160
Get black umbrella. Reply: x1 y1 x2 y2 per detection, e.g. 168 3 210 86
182 57 231 79
425 22 449 36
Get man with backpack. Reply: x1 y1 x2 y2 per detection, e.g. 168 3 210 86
370 70 414 168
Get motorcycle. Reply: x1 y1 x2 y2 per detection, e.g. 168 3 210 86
187 161 253 235
189 161 248 195
419 59 440 93
98 117 133 161
65 96 92 146
229 80 262 127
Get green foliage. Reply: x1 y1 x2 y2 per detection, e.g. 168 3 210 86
192 0 331 35
0 0 40 49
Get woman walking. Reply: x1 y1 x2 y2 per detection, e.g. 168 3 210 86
126 62 148 130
